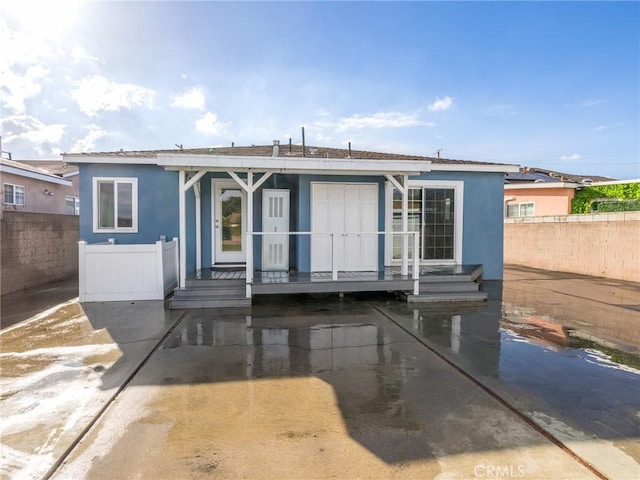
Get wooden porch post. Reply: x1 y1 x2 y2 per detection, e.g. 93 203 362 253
246 171 253 299
227 170 275 300
178 170 186 289
194 181 201 272
401 174 409 276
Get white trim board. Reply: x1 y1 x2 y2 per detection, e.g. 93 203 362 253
64 152 519 174
0 164 72 186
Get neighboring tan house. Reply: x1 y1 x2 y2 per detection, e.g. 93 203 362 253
1 158 79 215
65 143 519 306
504 167 612 217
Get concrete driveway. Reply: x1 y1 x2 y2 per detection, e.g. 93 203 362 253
2 266 638 479
48 296 598 480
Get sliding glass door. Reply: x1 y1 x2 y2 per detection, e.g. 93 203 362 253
390 185 460 263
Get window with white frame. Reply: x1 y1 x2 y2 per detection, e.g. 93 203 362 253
3 183 25 205
65 196 80 215
92 178 137 232
506 202 534 218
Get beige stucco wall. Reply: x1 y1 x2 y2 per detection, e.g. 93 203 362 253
1 172 79 214
504 212 640 282
504 187 575 216
1 211 79 295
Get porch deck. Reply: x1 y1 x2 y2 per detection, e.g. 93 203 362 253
169 265 485 308
196 264 480 280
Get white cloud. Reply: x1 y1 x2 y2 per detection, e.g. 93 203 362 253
195 112 229 136
70 124 106 152
70 46 100 66
579 98 603 108
560 153 581 161
317 111 434 133
0 17 53 114
0 64 49 114
70 75 155 117
486 104 517 116
1 115 65 144
592 123 622 132
171 87 206 110
428 96 454 112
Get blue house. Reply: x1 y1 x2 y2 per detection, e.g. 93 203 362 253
65 143 518 307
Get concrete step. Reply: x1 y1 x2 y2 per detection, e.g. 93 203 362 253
418 282 480 293
403 291 488 303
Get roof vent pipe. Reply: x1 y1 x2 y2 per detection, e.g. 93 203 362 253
301 126 306 157
272 140 280 157
289 137 292 154
348 142 352 158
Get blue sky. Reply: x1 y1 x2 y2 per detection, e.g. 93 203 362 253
1 1 638 178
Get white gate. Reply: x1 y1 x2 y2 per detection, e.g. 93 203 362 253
262 189 290 271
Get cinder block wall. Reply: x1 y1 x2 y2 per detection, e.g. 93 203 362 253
504 212 640 282
1 211 79 295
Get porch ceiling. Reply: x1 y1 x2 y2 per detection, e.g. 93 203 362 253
157 153 432 176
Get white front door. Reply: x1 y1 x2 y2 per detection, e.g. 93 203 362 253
213 180 246 264
262 189 290 271
311 183 378 272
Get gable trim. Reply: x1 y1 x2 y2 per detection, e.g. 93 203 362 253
0 164 73 186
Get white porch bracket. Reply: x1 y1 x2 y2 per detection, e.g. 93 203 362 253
184 170 206 192
384 174 406 195
227 170 274 193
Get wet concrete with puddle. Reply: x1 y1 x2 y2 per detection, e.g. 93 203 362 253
1 266 638 479
52 296 599 479
380 266 640 479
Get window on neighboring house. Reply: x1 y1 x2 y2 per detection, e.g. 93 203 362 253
92 178 137 232
65 196 80 215
506 202 535 218
3 183 25 205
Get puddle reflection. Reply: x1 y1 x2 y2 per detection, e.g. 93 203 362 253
387 296 640 445
164 316 397 377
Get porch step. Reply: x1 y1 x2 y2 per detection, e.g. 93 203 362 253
418 281 480 293
185 278 245 288
170 298 251 309
404 291 488 303
170 281 250 309
417 265 483 283
176 285 248 297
